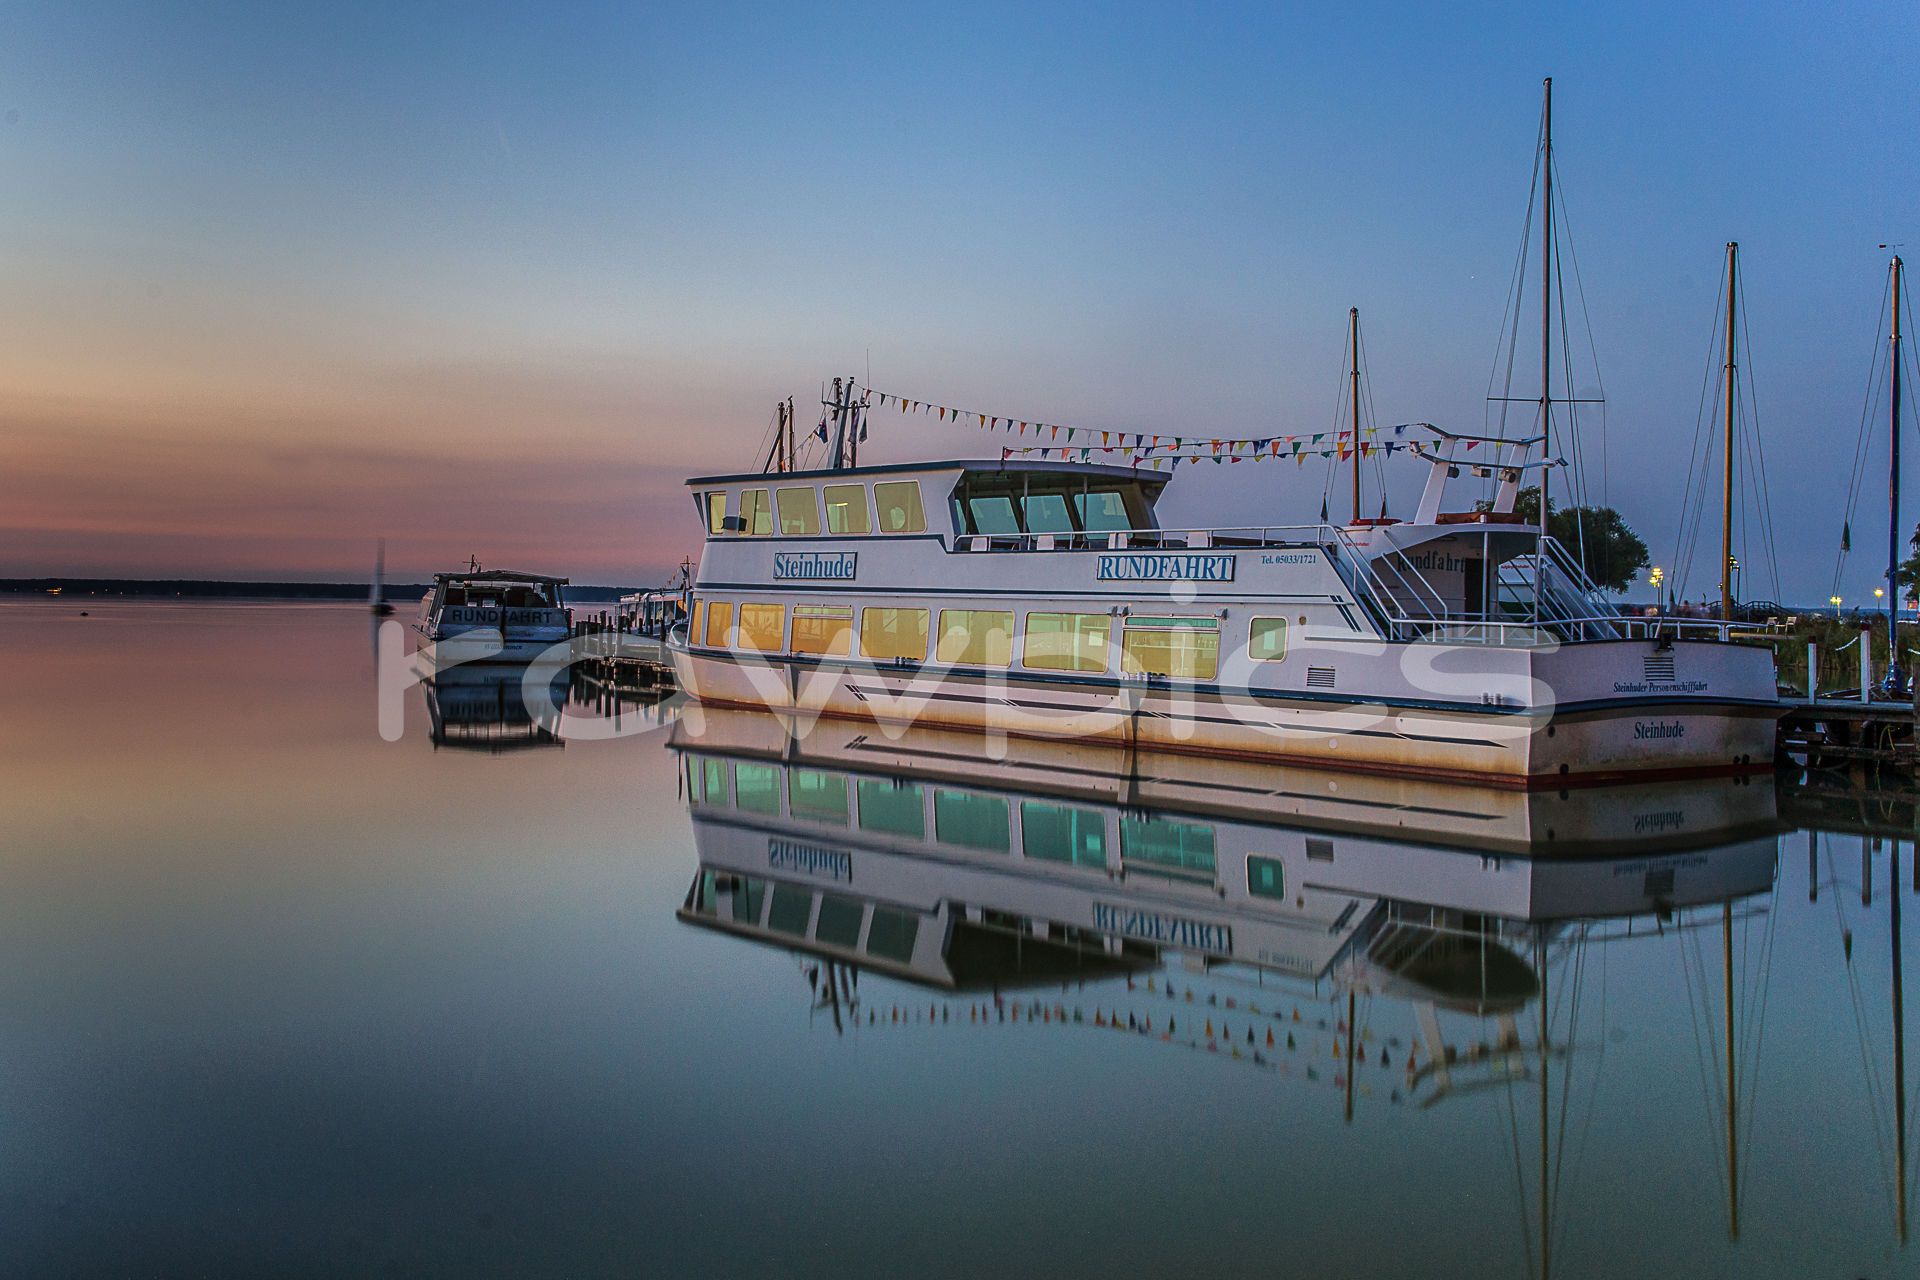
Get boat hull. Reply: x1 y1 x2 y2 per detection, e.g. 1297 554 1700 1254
668 636 1779 787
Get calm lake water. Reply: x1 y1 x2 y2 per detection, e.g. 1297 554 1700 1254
4 598 1918 1278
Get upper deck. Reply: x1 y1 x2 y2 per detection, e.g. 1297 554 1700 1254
681 455 1677 646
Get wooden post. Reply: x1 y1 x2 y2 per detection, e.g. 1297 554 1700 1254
1864 625 1875 705
1810 830 1819 904
1809 641 1818 701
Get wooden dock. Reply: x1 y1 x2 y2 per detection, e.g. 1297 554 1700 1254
1778 697 1917 770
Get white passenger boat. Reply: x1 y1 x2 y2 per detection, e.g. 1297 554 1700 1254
412 568 572 669
666 437 1780 787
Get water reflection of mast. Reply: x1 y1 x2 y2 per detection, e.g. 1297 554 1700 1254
1723 899 1738 1239
1894 839 1907 1243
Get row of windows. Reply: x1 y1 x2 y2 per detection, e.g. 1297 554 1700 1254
693 872 922 963
703 481 927 537
688 756 1235 885
689 602 1291 676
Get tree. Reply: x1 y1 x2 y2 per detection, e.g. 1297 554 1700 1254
1476 486 1650 594
1898 523 1920 602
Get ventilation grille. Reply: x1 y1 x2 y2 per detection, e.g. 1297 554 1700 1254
1306 667 1337 689
1644 653 1676 682
1305 837 1335 862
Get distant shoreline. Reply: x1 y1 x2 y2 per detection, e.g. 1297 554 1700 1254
0 579 642 603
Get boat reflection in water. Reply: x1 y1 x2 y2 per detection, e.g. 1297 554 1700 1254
423 664 676 753
674 708 1785 1257
675 707 1777 1008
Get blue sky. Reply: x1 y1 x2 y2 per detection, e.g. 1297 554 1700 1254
0 1 1914 597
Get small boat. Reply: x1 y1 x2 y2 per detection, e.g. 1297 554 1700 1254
412 567 572 669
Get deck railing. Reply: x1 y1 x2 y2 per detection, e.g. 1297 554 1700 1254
944 521 1762 646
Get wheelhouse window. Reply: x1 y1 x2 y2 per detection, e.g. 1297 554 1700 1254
815 895 864 948
737 603 785 651
966 494 1020 535
865 907 919 962
1024 612 1110 673
1121 616 1220 681
1075 490 1132 531
823 484 870 534
776 487 820 536
936 610 1014 666
873 481 925 533
740 489 774 536
731 875 766 925
1249 617 1289 662
949 471 1160 536
705 492 727 534
767 883 813 936
860 607 929 661
1023 492 1073 533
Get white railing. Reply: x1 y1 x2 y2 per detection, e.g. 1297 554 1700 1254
941 521 1769 647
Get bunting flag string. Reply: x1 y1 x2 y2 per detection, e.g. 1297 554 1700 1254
865 386 1440 466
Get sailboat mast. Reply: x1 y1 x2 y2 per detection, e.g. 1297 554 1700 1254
1891 255 1905 682
1723 242 1738 622
1536 77 1553 622
1350 307 1362 524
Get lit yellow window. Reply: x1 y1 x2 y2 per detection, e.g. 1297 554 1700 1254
1023 613 1110 673
776 487 820 536
860 607 930 661
738 603 786 651
823 484 870 534
792 605 853 655
873 481 925 533
704 600 733 648
936 610 1014 666
1121 617 1220 680
689 599 703 640
741 489 773 536
1249 617 1288 661
706 493 727 534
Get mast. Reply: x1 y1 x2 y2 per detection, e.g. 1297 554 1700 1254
828 378 848 470
1891 255 1905 689
1723 242 1738 622
1350 307 1362 524
1536 77 1553 621
787 396 795 474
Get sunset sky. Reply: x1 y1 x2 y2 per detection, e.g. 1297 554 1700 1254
1 2 1915 600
